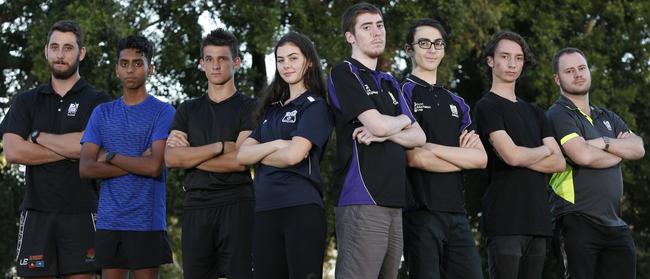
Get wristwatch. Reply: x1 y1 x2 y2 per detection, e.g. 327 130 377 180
105 152 117 163
30 130 41 144
602 136 610 151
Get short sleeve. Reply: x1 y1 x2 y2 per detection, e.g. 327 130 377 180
170 101 190 133
397 85 416 123
328 64 376 122
81 92 112 129
546 107 583 145
290 100 334 149
80 105 104 146
151 105 176 142
240 97 257 131
0 92 32 138
249 117 263 142
474 99 504 140
533 104 554 139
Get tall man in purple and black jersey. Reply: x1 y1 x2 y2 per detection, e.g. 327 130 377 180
327 3 426 278
1 20 110 279
401 18 487 279
164 29 256 279
79 35 174 279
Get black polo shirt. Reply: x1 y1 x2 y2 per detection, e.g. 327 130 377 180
474 92 553 236
546 95 629 227
170 92 256 208
250 92 333 212
401 74 473 213
328 58 416 208
0 78 111 213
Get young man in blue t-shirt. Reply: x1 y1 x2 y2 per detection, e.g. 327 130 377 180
79 35 175 279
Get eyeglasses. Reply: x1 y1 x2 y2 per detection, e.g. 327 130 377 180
412 39 446 50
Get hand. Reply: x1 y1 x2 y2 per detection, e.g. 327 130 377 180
618 132 631 139
353 126 387 145
459 130 481 149
166 130 189 147
142 148 152 156
97 149 108 162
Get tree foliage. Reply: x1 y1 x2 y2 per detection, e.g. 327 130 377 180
1 0 648 277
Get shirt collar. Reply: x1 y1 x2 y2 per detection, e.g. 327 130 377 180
274 91 317 107
556 94 603 116
405 73 445 89
41 78 88 97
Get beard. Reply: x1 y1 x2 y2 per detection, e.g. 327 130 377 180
49 55 80 80
560 80 590 96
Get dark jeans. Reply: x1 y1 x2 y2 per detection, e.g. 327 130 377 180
553 214 635 279
487 235 546 279
404 210 483 279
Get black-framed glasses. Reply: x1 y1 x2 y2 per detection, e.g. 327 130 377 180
412 39 446 50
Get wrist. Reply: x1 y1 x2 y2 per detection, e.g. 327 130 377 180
602 136 610 151
30 130 41 144
105 152 117 164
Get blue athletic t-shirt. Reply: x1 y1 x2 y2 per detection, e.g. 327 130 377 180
81 95 175 231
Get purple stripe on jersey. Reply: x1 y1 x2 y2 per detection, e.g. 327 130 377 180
327 75 341 110
448 93 472 132
338 141 376 206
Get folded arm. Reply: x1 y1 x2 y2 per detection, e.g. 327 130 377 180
527 137 566 173
195 131 251 172
260 136 312 168
2 133 64 165
107 140 167 177
489 130 551 167
79 142 128 179
36 132 83 159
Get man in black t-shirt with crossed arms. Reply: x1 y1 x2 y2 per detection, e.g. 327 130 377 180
164 29 256 279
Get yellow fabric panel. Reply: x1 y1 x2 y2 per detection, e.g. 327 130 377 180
550 165 575 204
560 132 579 145
578 109 593 125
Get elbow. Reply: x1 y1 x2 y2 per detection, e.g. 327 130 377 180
147 166 164 178
79 163 92 179
164 155 181 169
236 152 253 166
552 157 567 172
286 152 307 166
4 150 20 164
631 146 645 160
475 153 488 169
366 124 390 138
501 153 523 167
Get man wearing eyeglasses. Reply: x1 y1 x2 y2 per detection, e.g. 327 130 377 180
400 18 487 279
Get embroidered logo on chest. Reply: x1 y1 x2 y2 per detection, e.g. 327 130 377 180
67 103 79 116
387 91 399 105
364 84 378 96
282 110 298 123
413 102 431 112
603 120 612 131
449 104 459 118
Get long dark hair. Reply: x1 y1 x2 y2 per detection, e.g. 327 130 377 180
256 31 325 121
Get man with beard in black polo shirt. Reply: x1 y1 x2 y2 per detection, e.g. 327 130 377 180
164 29 255 279
473 31 565 279
1 20 110 278
546 48 644 279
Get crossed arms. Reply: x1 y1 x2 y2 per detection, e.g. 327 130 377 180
164 130 249 172
561 131 645 169
3 132 83 165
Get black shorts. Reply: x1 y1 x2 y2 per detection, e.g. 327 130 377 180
95 229 173 270
15 210 98 277
182 201 254 279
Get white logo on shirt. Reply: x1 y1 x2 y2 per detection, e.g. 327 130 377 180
282 110 298 123
450 104 459 118
413 102 431 112
67 103 79 116
364 84 378 96
387 91 399 105
603 120 612 131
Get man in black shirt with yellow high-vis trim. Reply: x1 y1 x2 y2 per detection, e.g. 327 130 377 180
1 20 110 278
546 47 645 279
